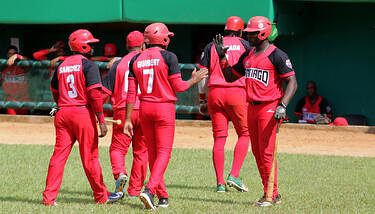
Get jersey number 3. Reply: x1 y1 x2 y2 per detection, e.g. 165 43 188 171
66 74 78 98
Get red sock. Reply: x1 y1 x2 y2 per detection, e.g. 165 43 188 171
212 136 226 185
230 135 250 178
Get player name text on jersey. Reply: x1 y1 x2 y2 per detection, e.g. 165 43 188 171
137 59 160 68
226 45 241 51
245 68 269 86
59 65 81 74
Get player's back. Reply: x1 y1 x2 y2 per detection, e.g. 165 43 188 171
204 36 249 88
130 47 178 103
111 51 141 109
55 55 90 106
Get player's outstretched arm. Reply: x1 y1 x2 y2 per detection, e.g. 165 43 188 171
87 88 108 138
213 34 246 76
187 67 209 88
169 67 208 93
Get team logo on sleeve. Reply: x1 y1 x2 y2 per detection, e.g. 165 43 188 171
245 68 269 86
285 59 293 69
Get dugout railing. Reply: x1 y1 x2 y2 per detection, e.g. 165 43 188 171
0 59 200 114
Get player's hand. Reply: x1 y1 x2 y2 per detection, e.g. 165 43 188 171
123 120 133 137
7 54 18 66
191 67 209 84
50 41 64 53
98 123 108 138
213 34 228 58
274 105 287 120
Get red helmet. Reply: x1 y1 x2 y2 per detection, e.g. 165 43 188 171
224 16 244 31
244 16 272 40
144 23 174 47
68 29 99 54
126 31 144 48
104 43 117 57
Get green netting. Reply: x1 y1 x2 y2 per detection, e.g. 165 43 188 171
0 59 199 114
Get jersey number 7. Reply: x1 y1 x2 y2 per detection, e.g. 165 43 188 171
143 68 154 94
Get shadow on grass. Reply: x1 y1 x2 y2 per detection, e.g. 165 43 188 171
60 189 92 197
168 184 211 191
58 196 94 204
0 195 93 205
0 196 40 204
125 202 145 210
175 195 247 205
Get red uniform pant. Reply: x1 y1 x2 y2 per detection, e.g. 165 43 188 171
42 107 108 205
140 101 175 199
109 109 148 196
208 87 249 185
247 100 279 197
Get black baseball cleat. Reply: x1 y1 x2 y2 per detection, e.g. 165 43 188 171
139 188 156 210
157 198 169 208
106 192 124 204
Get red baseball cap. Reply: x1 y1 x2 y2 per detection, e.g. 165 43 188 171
329 117 349 126
126 31 144 48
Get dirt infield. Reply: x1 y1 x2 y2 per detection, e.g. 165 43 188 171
0 116 374 157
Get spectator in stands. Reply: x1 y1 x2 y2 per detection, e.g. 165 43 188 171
295 81 332 124
1 46 29 115
6 45 27 66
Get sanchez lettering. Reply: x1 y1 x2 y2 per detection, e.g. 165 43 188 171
245 68 269 86
59 65 81 74
137 59 160 68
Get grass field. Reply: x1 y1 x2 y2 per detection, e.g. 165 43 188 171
1 144 374 213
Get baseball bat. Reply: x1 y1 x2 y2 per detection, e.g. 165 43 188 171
265 121 281 202
104 118 122 125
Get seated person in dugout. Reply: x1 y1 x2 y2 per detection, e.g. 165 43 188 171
295 81 332 124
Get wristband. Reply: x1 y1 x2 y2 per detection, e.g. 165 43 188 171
280 102 287 109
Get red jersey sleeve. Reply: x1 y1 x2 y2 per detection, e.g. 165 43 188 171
168 73 190 92
33 49 50 60
126 77 137 104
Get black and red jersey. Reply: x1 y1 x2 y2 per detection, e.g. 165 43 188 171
200 36 250 88
102 51 141 110
51 54 102 106
295 95 332 118
128 47 182 103
233 44 295 102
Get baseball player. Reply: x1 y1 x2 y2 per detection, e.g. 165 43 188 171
214 16 298 206
102 31 148 197
198 16 250 193
123 23 208 210
42 29 123 206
